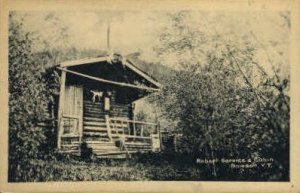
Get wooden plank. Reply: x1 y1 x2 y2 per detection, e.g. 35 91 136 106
84 100 103 105
96 155 127 159
84 117 105 122
124 142 151 146
110 127 125 130
84 121 106 126
109 123 128 128
141 125 144 137
60 56 107 67
84 137 110 142
157 121 162 151
124 135 151 140
85 141 115 145
57 70 66 149
123 59 162 88
109 118 157 126
83 126 107 132
83 132 108 137
84 104 103 108
62 114 80 119
84 112 105 116
93 151 135 156
88 145 119 150
84 109 103 113
59 57 161 90
105 115 113 141
61 143 80 147
57 67 160 92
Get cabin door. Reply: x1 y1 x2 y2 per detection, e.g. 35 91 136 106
62 85 83 136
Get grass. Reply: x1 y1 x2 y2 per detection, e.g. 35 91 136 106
8 152 288 182
9 152 204 182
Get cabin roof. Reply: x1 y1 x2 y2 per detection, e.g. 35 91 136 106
60 55 161 89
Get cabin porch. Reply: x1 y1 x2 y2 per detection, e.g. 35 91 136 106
56 55 161 158
59 112 160 158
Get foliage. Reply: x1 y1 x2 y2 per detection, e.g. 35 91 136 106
8 12 53 180
9 152 283 182
8 12 106 181
8 10 290 182
153 11 290 180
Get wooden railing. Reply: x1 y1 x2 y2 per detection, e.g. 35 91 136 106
108 117 158 137
58 114 81 152
107 117 160 152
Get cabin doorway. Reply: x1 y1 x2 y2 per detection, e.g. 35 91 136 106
82 88 111 142
63 85 83 136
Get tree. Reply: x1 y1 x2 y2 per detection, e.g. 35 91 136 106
154 11 290 180
8 12 51 181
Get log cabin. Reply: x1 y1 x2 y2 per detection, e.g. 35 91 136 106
56 53 162 158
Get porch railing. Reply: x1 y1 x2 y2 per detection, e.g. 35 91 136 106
107 117 160 152
58 114 81 153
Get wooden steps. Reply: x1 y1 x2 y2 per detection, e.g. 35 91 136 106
84 117 105 122
82 100 122 156
123 142 152 151
84 141 121 156
84 121 106 127
83 132 109 137
59 99 156 158
83 99 110 143
84 126 107 131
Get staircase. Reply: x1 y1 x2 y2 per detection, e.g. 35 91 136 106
59 100 158 158
82 100 125 158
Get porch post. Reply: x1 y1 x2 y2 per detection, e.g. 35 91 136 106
57 69 66 149
158 121 162 151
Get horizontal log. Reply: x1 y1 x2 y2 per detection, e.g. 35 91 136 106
109 118 157 126
84 106 103 110
83 126 108 132
110 127 127 130
61 134 80 138
84 108 103 113
84 112 104 116
88 145 119 150
93 150 133 156
96 155 127 159
110 123 128 127
84 121 106 127
85 111 103 115
57 67 160 92
124 135 151 140
124 142 151 146
83 132 109 137
83 137 110 142
61 144 80 147
110 132 124 135
84 100 102 105
61 141 80 145
61 147 80 151
84 117 105 122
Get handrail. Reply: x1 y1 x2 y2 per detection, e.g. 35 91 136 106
105 115 113 141
123 135 151 140
109 117 157 126
59 115 81 152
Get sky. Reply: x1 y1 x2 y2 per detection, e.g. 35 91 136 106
13 10 290 77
